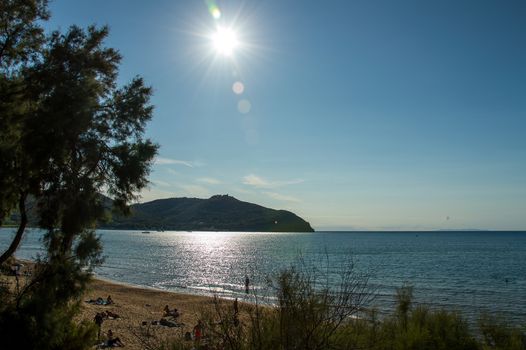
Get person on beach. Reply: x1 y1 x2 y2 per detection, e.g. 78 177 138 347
87 295 114 305
94 312 104 340
233 298 239 315
193 320 203 347
245 275 250 294
88 297 104 305
106 329 125 347
163 305 180 318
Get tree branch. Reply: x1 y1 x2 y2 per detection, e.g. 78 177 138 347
0 191 28 265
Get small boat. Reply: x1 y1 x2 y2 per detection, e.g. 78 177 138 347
141 231 151 234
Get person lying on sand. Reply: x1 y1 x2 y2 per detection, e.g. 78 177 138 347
142 318 183 328
159 318 182 327
86 297 105 305
87 295 114 305
105 310 120 319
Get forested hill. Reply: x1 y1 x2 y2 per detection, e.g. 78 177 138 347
100 195 315 232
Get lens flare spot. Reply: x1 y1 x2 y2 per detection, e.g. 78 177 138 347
237 99 252 114
232 81 245 95
211 7 221 19
206 0 221 20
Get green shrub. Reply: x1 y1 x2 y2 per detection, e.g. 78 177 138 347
145 264 523 350
479 313 526 350
0 256 99 350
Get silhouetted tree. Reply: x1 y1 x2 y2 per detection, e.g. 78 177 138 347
0 2 158 349
0 0 49 262
22 24 158 255
0 23 158 263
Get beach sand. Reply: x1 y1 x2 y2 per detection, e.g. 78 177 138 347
81 278 220 349
3 261 243 349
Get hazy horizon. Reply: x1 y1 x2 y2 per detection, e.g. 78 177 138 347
46 0 526 230
128 194 525 232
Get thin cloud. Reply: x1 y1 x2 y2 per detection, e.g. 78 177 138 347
243 174 270 187
151 179 172 187
243 174 304 189
263 191 301 203
197 177 222 185
155 157 203 168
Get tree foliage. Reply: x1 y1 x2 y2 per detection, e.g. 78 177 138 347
0 0 49 227
23 24 157 255
1 8 157 263
0 1 158 349
0 0 49 70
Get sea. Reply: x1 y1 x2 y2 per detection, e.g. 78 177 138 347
1 229 525 326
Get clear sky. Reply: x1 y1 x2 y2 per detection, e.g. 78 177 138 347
45 0 525 230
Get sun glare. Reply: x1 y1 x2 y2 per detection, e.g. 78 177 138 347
212 27 239 56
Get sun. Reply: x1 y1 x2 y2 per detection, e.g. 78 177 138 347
211 27 239 56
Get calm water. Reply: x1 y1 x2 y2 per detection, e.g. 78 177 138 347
1 229 525 325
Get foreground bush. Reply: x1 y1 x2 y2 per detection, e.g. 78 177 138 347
0 255 98 350
338 286 480 350
479 313 526 350
155 271 525 350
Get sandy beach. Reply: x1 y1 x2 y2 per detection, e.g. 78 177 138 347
3 260 240 349
81 278 221 349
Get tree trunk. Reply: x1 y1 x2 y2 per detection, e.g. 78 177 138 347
0 191 28 265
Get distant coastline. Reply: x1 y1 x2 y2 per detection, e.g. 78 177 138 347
99 194 315 232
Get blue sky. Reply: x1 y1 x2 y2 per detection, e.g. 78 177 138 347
46 0 525 230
